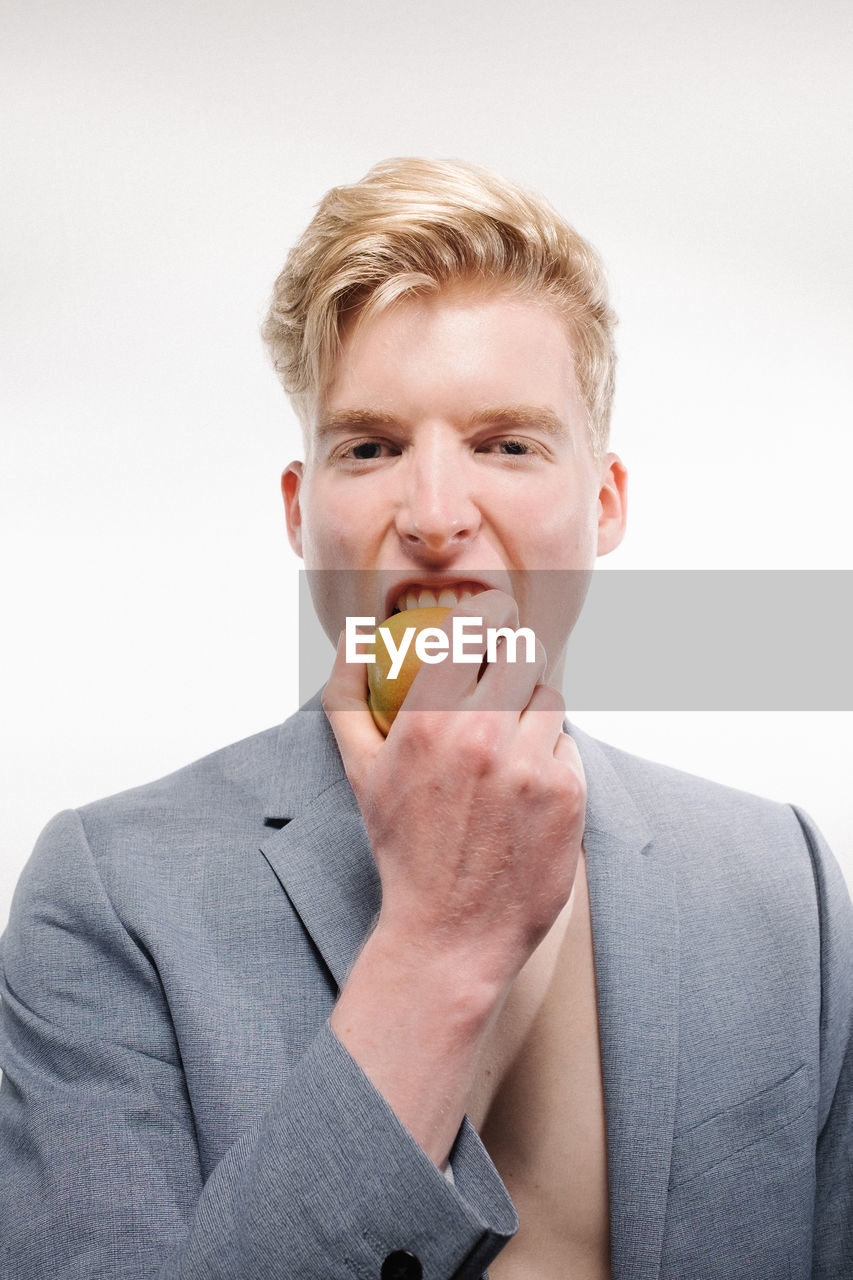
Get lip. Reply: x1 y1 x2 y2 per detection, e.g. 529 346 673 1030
382 575 506 620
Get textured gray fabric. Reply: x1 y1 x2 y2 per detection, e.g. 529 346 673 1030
1 698 850 1278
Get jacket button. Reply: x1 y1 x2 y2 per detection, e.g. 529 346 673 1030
380 1250 423 1279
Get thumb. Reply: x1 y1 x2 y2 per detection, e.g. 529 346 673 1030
322 630 385 786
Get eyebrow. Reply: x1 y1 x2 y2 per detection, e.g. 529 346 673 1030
314 405 570 441
466 406 570 437
314 409 400 443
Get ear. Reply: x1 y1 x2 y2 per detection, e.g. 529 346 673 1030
596 453 628 556
281 462 305 559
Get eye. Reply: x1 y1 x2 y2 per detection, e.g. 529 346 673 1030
349 441 384 460
334 438 399 464
478 437 540 457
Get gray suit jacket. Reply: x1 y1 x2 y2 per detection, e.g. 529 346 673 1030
1 699 851 1279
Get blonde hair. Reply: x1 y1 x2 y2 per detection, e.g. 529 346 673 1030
262 157 617 456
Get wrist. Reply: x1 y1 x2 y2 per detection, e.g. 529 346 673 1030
330 920 509 1166
362 914 512 1030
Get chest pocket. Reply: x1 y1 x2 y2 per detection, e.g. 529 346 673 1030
668 1062 814 1189
662 1065 817 1278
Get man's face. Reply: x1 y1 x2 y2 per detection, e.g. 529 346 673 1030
282 283 626 683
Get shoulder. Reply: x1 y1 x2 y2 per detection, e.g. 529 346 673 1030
571 721 815 855
73 692 337 843
75 721 284 845
578 726 798 834
9 712 326 932
571 721 842 956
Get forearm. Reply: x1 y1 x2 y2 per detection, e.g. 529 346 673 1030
330 921 508 1167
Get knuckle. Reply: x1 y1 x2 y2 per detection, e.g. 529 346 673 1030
473 588 518 626
320 678 343 716
397 708 442 748
534 683 565 714
550 759 585 805
453 595 490 621
462 720 502 772
511 760 538 795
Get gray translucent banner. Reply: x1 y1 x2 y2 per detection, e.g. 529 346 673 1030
298 570 853 711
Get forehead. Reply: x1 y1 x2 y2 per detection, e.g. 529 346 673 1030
317 285 583 428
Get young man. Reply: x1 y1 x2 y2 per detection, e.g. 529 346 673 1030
1 159 850 1279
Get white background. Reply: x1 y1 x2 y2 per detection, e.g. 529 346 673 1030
2 0 851 929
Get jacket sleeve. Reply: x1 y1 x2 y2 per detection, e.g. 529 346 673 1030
792 807 853 1279
0 810 517 1280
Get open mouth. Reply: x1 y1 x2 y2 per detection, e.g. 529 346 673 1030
390 581 490 615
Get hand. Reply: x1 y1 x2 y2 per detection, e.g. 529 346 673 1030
323 589 585 993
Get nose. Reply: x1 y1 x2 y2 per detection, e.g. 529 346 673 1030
394 431 481 558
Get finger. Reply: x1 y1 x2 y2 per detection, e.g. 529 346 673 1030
402 589 520 711
554 729 583 770
517 681 568 748
471 631 548 713
322 631 385 779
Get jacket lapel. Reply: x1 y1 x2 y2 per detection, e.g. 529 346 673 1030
573 727 680 1280
260 704 680 1277
259 698 381 989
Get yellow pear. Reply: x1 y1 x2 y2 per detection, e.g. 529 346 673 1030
367 607 451 735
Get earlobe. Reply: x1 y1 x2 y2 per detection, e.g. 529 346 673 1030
281 462 305 558
596 453 628 557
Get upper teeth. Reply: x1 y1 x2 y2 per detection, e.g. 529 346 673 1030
394 584 481 613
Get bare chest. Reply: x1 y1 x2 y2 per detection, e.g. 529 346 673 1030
469 854 611 1279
